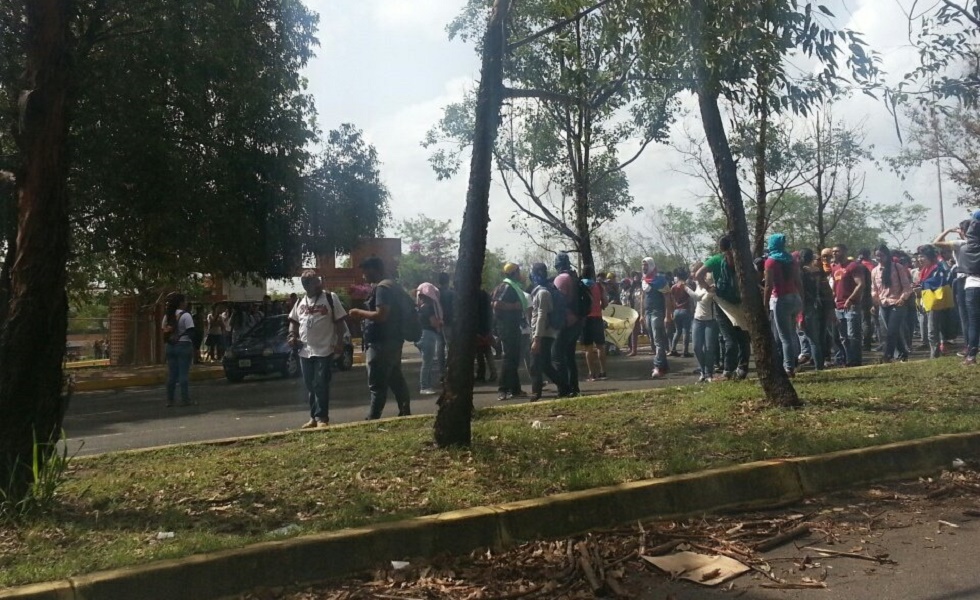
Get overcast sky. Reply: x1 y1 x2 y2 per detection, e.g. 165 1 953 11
289 0 969 287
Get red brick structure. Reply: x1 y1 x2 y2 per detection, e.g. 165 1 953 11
108 296 164 366
315 238 401 301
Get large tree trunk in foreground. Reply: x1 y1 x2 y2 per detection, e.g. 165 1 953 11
0 0 75 502
696 88 801 408
435 0 511 447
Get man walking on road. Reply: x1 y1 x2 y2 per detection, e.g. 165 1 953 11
492 263 528 401
833 243 866 367
288 270 349 429
348 257 413 420
529 262 563 400
553 252 583 396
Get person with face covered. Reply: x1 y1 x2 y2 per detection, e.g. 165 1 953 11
640 256 674 378
528 262 564 400
492 262 528 401
288 269 349 429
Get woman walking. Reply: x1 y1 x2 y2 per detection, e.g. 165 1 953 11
764 234 803 376
871 244 913 362
416 282 443 395
162 292 196 407
916 245 951 359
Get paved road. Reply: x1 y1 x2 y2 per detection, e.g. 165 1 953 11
63 350 700 456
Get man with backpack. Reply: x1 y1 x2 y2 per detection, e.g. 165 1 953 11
492 262 528 401
529 262 565 400
553 252 586 397
348 257 414 420
287 270 349 429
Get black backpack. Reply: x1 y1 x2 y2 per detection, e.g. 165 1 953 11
378 280 422 343
575 277 593 319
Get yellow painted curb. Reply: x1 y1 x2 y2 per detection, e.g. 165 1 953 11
4 431 980 600
73 369 225 393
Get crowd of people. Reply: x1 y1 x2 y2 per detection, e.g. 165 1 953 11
161 212 980 424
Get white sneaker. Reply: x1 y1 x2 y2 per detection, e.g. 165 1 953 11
420 388 438 396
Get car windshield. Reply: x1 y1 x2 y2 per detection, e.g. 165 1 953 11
238 316 288 343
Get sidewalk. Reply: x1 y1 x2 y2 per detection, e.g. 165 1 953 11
71 364 226 392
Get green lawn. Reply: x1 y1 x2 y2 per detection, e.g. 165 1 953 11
2 359 979 587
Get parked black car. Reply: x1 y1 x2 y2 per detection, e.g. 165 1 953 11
222 314 354 383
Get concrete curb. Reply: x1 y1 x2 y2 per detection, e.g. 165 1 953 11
3 431 979 600
73 355 366 393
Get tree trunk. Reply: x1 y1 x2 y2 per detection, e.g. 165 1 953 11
752 89 769 259
574 188 595 274
695 88 801 408
0 0 75 502
434 0 510 447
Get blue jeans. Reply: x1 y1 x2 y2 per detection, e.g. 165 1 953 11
301 355 332 421
417 329 439 390
880 304 908 360
366 341 411 419
671 309 692 354
646 310 669 370
774 294 802 371
165 341 193 403
802 308 829 370
836 308 863 366
691 318 718 377
966 287 980 359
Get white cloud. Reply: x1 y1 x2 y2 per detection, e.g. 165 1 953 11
370 0 462 39
297 0 966 274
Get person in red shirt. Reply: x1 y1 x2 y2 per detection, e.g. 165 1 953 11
832 243 866 366
668 267 693 357
580 267 609 381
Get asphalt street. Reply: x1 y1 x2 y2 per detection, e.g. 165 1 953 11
63 350 699 456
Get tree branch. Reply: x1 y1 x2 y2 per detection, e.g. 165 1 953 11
504 87 580 105
941 0 980 28
507 0 618 52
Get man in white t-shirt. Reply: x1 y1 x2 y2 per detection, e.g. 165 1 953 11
288 270 349 429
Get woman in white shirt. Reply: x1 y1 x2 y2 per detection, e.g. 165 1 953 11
161 292 196 407
686 273 717 383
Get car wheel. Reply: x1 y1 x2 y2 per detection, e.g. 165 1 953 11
225 370 245 383
336 346 354 371
283 352 301 378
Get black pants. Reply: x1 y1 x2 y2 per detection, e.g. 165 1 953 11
531 337 562 394
554 321 583 394
498 326 522 394
715 309 750 374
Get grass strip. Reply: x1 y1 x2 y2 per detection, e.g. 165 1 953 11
2 359 979 587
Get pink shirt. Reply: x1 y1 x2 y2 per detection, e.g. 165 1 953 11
871 263 912 307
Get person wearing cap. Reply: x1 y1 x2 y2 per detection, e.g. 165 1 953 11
529 262 563 400
492 263 528 400
553 252 583 396
288 270 349 429
349 257 412 419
